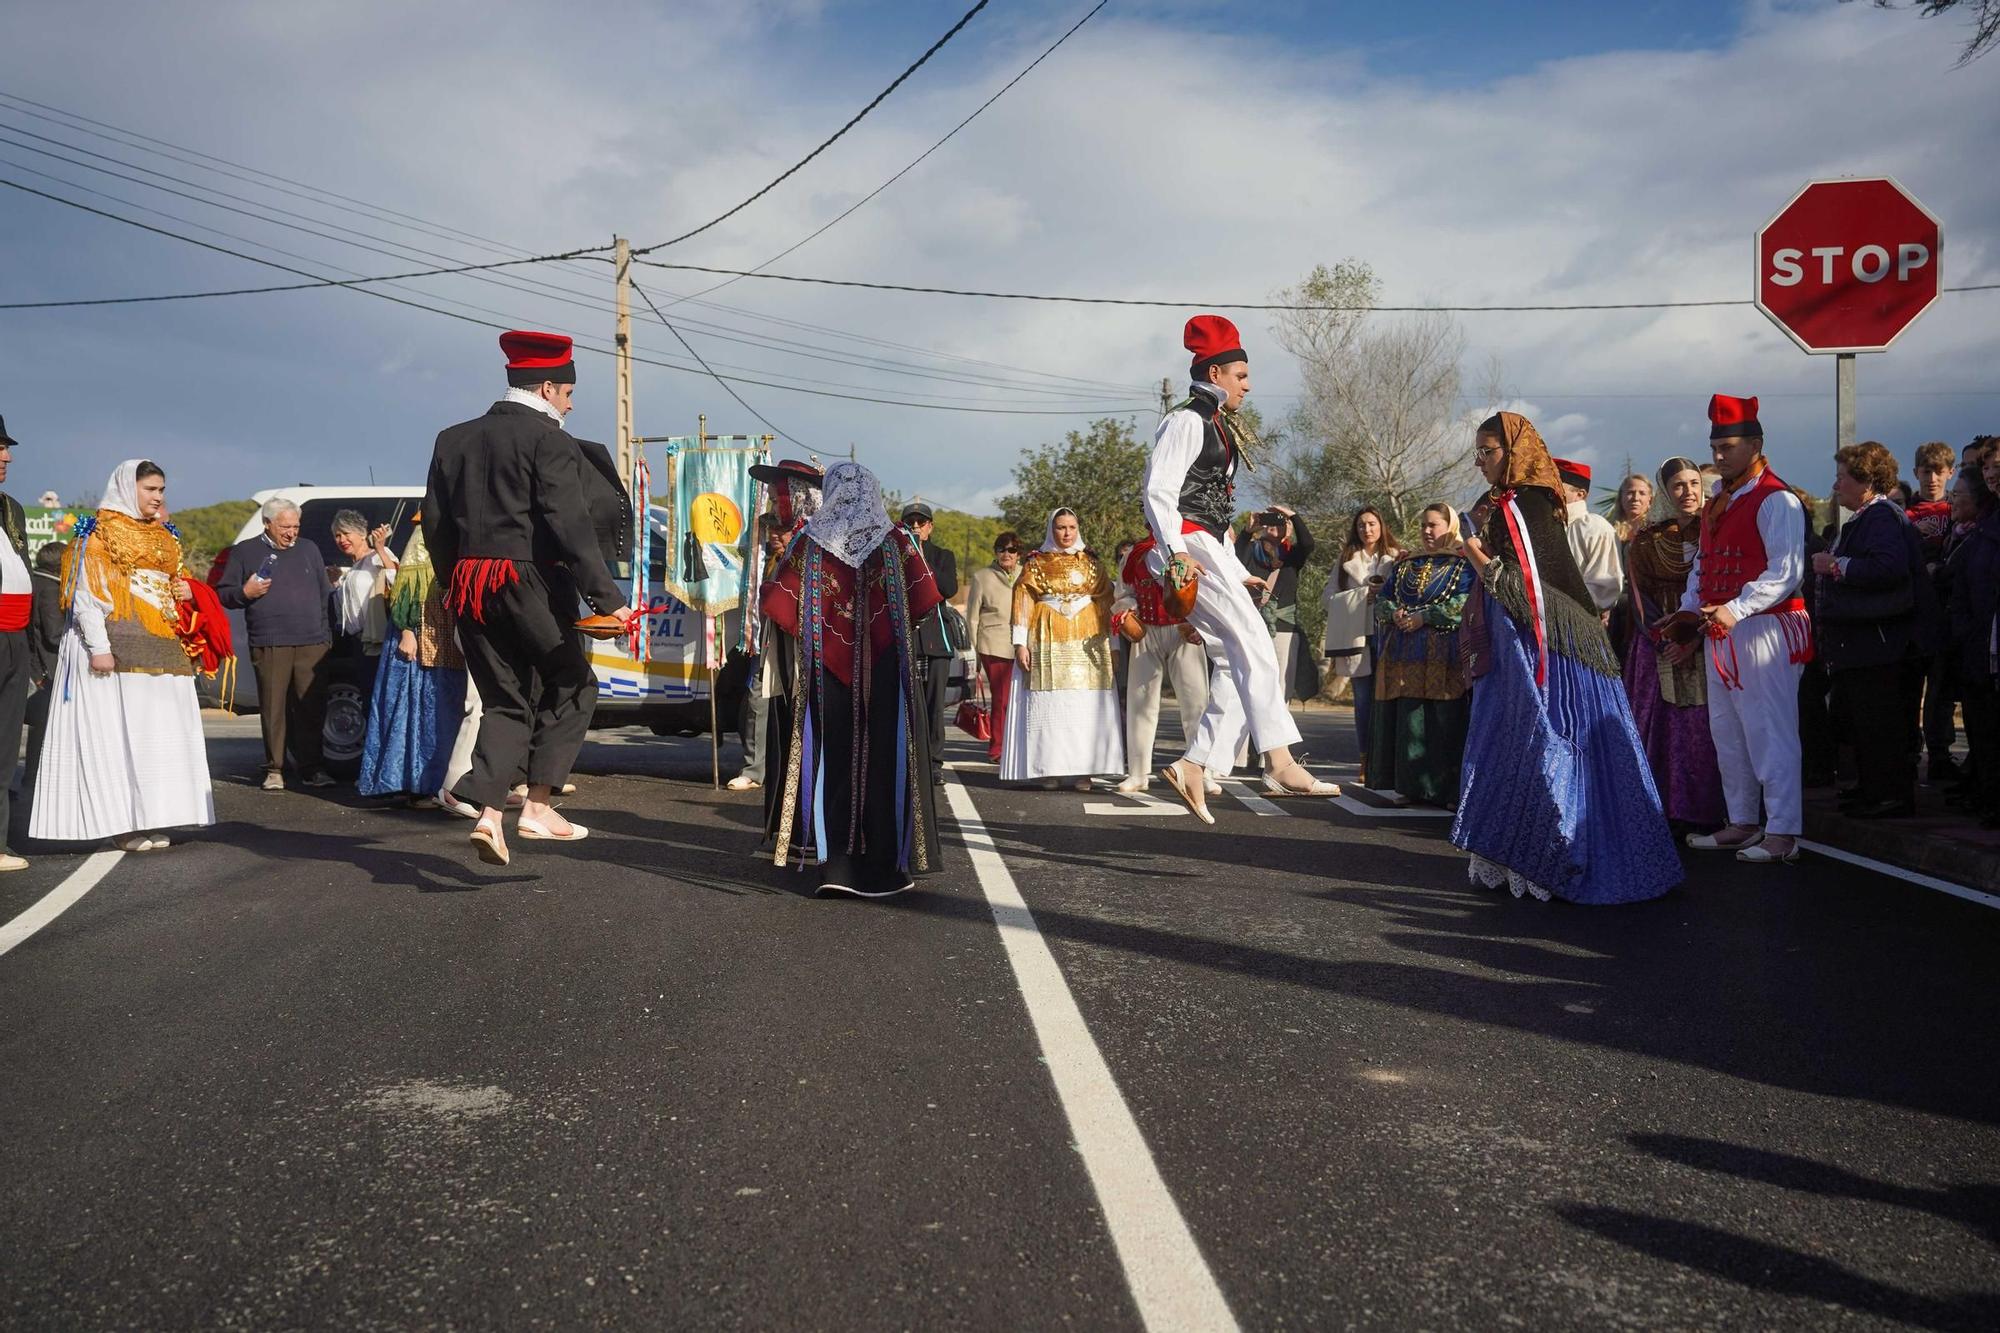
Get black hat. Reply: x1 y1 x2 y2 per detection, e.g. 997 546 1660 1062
748 458 823 488
901 499 935 523
0 415 16 448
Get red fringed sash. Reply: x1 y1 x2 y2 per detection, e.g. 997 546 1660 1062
1707 595 1813 691
446 558 520 623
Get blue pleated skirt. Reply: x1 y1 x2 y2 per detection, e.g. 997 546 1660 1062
358 652 468 798
1450 594 1682 904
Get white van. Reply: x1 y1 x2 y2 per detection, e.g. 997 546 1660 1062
204 486 743 772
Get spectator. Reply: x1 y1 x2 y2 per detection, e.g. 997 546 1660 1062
0 420 27 873
1909 441 1959 782
329 509 396 655
962 530 1023 766
21 540 64 797
216 498 336 791
1325 507 1402 785
1813 441 1933 819
1235 504 1317 701
1368 503 1474 808
1613 473 1654 541
1110 536 1138 700
900 500 957 787
1941 463 1998 824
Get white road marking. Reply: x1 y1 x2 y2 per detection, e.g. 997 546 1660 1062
1084 792 1188 818
1330 794 1451 820
941 773 1238 1332
0 850 125 960
1798 839 2000 911
1217 780 1284 817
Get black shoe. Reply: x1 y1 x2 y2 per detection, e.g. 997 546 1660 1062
1836 785 1865 803
1927 757 1964 786
1850 798 1916 820
932 772 946 787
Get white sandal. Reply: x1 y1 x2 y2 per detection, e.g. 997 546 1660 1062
517 817 589 843
1263 762 1340 798
470 818 510 866
1160 762 1214 825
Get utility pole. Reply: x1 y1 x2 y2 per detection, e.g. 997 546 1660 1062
1159 377 1173 417
614 234 633 480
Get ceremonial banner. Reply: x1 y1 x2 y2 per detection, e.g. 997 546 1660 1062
660 442 767 616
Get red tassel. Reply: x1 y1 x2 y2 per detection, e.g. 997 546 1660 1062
446 559 519 623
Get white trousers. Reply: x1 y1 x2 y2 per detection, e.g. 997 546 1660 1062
1125 623 1209 779
1704 615 1804 836
444 673 483 794
1153 531 1301 772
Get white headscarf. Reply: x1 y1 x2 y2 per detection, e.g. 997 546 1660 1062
1039 507 1084 555
804 461 895 569
98 459 147 519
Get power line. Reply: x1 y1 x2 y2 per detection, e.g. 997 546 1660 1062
631 0 990 255
0 155 1140 401
0 175 1148 417
0 90 1153 398
632 277 803 447
660 0 1108 310
637 260 2000 310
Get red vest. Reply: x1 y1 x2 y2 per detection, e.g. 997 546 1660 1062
1121 538 1176 627
1697 463 1796 608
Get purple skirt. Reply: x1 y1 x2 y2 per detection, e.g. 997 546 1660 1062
1623 633 1726 829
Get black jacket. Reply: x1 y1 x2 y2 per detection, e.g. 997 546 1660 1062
911 533 958 658
423 401 622 612
574 437 632 567
1235 510 1315 616
29 571 63 680
1817 500 1937 670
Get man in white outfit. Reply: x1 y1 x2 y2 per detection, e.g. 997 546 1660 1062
1554 458 1625 614
1670 394 1810 865
1141 314 1338 820
1111 538 1211 793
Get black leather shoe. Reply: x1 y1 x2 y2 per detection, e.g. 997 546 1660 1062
1850 798 1916 820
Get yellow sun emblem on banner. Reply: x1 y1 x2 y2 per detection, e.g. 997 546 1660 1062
689 493 744 545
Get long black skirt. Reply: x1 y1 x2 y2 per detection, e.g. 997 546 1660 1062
766 649 941 897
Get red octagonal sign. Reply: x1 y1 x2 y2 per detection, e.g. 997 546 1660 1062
1755 177 1942 354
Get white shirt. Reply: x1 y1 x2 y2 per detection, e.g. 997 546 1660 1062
1679 474 1806 620
503 386 565 424
1563 500 1625 611
1142 382 1227 556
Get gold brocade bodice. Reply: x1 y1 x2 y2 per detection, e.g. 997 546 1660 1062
1010 550 1115 692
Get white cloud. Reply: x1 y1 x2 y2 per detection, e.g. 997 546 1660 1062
1 0 1993 512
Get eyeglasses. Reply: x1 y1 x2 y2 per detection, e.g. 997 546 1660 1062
1474 445 1503 459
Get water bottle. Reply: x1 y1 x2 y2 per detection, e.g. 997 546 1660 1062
255 551 278 583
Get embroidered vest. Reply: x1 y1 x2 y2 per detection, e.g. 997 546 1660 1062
1698 464 1796 608
1175 390 1238 538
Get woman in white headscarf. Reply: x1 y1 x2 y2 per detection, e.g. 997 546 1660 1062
758 461 944 897
999 507 1125 789
30 460 215 850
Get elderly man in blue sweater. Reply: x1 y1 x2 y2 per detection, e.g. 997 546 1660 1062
216 499 337 791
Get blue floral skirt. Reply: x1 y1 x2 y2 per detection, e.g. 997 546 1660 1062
1450 597 1681 904
358 652 467 798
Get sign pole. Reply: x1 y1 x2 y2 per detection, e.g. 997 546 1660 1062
1835 352 1857 455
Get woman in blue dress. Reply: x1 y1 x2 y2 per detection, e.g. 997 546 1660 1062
1452 412 1681 904
359 522 468 807
1369 503 1476 809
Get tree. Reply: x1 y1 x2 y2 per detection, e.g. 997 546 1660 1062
1260 260 1479 544
1851 0 1999 65
999 416 1151 553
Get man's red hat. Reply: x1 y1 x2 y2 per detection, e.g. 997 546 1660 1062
1184 314 1247 377
500 330 576 387
1553 457 1592 489
1708 393 1762 440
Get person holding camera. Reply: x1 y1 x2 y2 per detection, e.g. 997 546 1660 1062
1236 504 1316 702
900 500 958 787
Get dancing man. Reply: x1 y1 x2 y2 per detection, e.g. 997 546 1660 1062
1142 315 1339 821
423 331 631 866
1672 394 1811 865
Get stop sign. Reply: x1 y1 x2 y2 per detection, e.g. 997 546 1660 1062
1755 177 1942 353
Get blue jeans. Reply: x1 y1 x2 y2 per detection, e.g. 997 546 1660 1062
1352 637 1377 774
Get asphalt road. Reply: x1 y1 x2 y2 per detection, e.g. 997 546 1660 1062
2 708 1996 1331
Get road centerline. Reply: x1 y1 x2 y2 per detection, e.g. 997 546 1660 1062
940 769 1238 1333
0 850 126 960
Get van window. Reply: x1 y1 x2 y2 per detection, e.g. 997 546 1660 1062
299 499 418 570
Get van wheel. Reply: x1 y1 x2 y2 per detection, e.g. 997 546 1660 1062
320 681 368 778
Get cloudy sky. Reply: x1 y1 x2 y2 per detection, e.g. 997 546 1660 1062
1 0 1994 515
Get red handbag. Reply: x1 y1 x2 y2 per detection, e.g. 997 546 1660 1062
955 664 993 741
